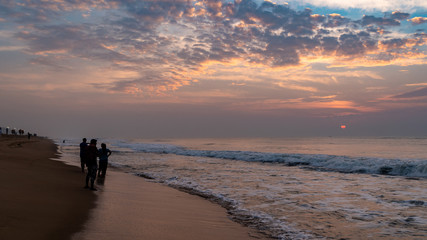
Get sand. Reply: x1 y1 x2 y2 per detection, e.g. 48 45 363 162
72 170 268 240
0 135 96 240
1 135 268 240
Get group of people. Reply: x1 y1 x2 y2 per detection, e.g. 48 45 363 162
79 138 112 191
0 126 35 139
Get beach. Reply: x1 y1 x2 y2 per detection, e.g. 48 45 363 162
72 170 267 240
0 135 96 240
0 135 267 240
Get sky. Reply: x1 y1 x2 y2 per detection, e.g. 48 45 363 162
0 0 426 138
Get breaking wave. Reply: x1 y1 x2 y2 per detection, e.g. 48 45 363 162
112 141 427 178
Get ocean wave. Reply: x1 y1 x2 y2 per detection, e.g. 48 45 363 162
112 141 427 178
134 171 317 240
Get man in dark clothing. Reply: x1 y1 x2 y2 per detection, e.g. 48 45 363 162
84 139 99 191
79 138 88 173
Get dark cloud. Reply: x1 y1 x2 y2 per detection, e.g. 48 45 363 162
107 71 188 94
15 24 130 63
322 14 351 28
0 0 116 23
263 35 300 66
122 0 187 24
337 34 366 56
29 56 71 70
361 15 401 26
388 11 410 20
236 2 317 35
320 36 339 53
393 87 427 99
112 16 156 34
381 38 407 50
177 46 211 65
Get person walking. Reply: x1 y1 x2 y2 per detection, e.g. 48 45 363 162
97 143 112 178
79 138 88 173
84 139 99 191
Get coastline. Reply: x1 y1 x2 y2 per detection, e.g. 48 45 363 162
72 169 269 240
0 135 96 240
1 135 268 240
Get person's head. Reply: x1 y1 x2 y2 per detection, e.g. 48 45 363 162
101 143 106 149
83 138 87 142
90 139 97 145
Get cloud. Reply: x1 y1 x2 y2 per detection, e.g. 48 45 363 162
29 56 71 70
336 34 366 56
15 25 130 62
2 0 426 95
409 17 427 25
361 15 401 26
0 0 117 24
0 45 25 51
287 0 427 12
393 87 427 99
389 11 410 20
106 72 193 95
321 13 351 28
406 83 427 87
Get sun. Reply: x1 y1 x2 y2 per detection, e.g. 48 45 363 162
340 124 346 129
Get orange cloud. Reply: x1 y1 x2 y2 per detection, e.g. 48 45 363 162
274 82 318 92
328 51 427 68
226 98 380 115
408 17 427 25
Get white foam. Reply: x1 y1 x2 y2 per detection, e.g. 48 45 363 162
111 141 427 178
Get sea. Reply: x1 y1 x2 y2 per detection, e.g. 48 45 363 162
57 137 427 240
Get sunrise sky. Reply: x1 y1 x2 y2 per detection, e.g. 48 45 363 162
1 0 426 138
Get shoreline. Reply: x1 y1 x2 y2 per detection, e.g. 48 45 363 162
1 135 269 239
72 169 269 240
0 135 97 240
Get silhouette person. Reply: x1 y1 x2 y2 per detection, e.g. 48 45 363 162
97 143 112 178
84 139 99 191
79 138 88 173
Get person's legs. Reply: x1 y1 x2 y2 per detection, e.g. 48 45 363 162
90 166 97 190
80 158 85 173
99 161 107 177
85 170 90 188
102 162 107 177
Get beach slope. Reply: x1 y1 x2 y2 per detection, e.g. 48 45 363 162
0 135 96 240
72 170 269 240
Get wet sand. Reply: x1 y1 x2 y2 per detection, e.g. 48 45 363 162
0 135 96 240
72 169 268 239
1 135 267 239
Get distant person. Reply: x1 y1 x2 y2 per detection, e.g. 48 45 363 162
6 127 9 135
85 139 99 191
98 143 112 178
79 138 88 173
27 132 31 140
